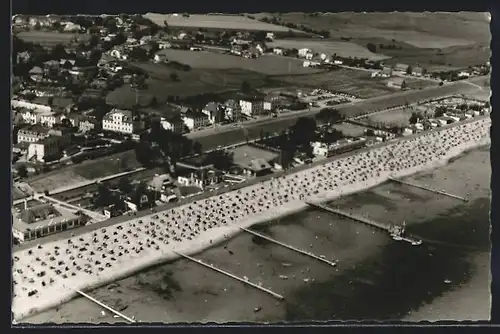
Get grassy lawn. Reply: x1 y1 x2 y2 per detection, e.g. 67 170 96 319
362 109 412 128
156 50 323 75
29 170 88 193
17 31 90 45
71 150 142 180
331 122 369 137
274 68 395 99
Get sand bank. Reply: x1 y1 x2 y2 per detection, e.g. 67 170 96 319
12 118 490 321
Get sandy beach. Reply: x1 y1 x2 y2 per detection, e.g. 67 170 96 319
12 117 490 321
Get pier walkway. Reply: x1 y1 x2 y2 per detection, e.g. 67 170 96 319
306 202 390 231
173 251 284 300
388 177 468 202
236 225 337 267
76 290 136 323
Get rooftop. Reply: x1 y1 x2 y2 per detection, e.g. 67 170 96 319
12 203 79 233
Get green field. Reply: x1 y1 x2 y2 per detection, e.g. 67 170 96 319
144 13 304 33
255 12 490 71
106 62 274 107
267 38 389 61
274 68 395 99
17 31 90 45
156 50 322 75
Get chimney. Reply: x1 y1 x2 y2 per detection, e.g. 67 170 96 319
24 199 28 211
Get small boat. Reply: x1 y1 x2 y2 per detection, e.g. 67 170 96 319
303 278 310 283
281 263 292 267
254 306 262 313
243 276 249 281
444 279 451 284
411 240 422 246
279 275 288 280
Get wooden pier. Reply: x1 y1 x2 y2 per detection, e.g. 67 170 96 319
76 290 136 323
388 177 468 202
306 202 390 231
173 251 284 300
236 225 337 267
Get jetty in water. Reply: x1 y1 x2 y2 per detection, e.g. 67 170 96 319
237 224 337 267
306 202 390 232
173 251 284 300
388 177 468 202
76 290 136 323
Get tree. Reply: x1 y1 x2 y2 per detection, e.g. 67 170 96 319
203 150 234 171
170 72 179 82
241 81 251 93
150 96 158 107
34 22 41 30
366 43 377 53
290 117 317 147
17 164 28 178
434 106 447 118
409 112 419 124
47 96 54 106
94 183 113 207
315 108 344 125
406 65 413 75
118 177 133 194
192 141 202 154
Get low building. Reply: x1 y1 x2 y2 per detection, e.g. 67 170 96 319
102 109 144 134
273 47 284 55
394 63 410 74
177 168 224 190
29 66 44 82
387 78 407 89
298 48 312 57
239 98 264 117
12 203 86 243
224 99 241 121
160 114 184 133
17 125 50 144
242 158 273 177
182 110 210 131
79 116 101 133
154 53 168 63
411 66 424 76
202 102 225 124
311 141 329 157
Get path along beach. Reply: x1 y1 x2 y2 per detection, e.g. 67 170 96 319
12 117 491 321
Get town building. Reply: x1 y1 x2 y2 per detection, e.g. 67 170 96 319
411 66 424 76
17 125 50 143
177 168 224 190
273 47 284 55
239 98 264 117
224 99 241 121
79 116 101 133
102 109 144 134
202 102 225 124
13 203 87 243
387 78 407 89
160 114 185 133
298 48 312 57
394 63 410 74
182 110 210 131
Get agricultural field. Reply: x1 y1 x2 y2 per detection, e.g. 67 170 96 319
107 63 272 107
274 68 395 99
267 39 389 61
256 12 490 71
156 50 323 75
144 13 303 32
16 31 90 45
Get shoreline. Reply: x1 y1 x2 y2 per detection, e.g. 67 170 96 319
13 118 490 322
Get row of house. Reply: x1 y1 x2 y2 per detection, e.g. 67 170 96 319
16 125 72 162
